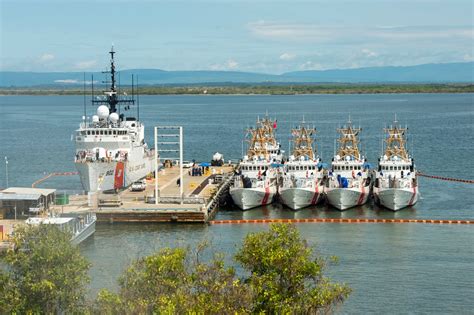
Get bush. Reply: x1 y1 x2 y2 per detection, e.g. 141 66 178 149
95 223 351 314
0 224 90 314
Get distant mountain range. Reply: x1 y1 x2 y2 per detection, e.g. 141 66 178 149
0 62 472 87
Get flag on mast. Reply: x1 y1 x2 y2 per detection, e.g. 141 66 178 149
273 120 277 129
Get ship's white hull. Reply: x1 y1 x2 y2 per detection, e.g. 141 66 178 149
374 187 419 211
230 186 276 210
76 153 154 192
279 186 323 210
325 186 369 210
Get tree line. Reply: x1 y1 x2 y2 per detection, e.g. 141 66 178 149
0 223 351 314
1 83 473 95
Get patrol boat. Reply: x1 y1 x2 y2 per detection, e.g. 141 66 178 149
373 119 419 210
279 120 324 210
325 119 371 210
74 48 154 192
230 117 282 210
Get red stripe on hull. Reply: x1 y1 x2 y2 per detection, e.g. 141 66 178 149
408 187 417 206
357 185 366 205
311 182 320 205
114 162 125 189
261 186 270 205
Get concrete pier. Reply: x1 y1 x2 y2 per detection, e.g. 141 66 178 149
51 164 235 223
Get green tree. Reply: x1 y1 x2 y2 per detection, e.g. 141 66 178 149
0 224 90 314
95 224 351 314
235 223 351 314
94 245 252 314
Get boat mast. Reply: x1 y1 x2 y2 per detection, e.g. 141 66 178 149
291 119 316 159
336 117 361 160
91 46 134 116
246 116 277 159
384 118 409 160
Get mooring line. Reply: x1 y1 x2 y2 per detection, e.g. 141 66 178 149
210 218 473 225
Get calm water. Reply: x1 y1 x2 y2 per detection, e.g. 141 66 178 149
1 94 473 313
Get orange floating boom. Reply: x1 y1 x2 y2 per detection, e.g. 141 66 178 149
210 218 473 225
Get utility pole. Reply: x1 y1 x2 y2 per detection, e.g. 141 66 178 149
4 156 8 188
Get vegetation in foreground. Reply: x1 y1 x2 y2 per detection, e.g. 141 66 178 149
0 224 90 314
0 223 351 314
0 83 473 95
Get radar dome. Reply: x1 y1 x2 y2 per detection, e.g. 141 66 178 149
212 152 223 161
109 112 119 123
97 105 109 119
92 115 99 123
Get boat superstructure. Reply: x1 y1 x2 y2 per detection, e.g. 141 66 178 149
373 119 419 210
26 212 96 245
74 48 154 192
230 116 282 210
325 119 371 210
279 120 324 210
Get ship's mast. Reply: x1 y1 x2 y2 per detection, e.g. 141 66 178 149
384 118 409 160
336 118 361 160
291 120 316 159
92 47 134 115
246 116 277 159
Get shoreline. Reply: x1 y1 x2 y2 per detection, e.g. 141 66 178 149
1 83 473 96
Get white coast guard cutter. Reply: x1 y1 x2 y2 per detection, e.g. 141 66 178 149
230 117 283 210
279 120 324 210
325 119 371 210
373 119 419 210
74 48 154 192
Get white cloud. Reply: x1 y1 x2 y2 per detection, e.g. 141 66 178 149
247 21 474 43
74 60 97 70
227 59 238 69
463 54 474 61
299 61 324 71
39 53 55 62
54 79 79 84
210 59 239 70
279 53 296 60
54 79 98 85
361 49 378 58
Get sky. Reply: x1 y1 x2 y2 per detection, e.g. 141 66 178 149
0 0 473 73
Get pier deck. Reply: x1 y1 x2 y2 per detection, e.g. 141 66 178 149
51 164 235 223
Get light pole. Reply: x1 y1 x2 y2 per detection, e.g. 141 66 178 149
4 156 8 188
